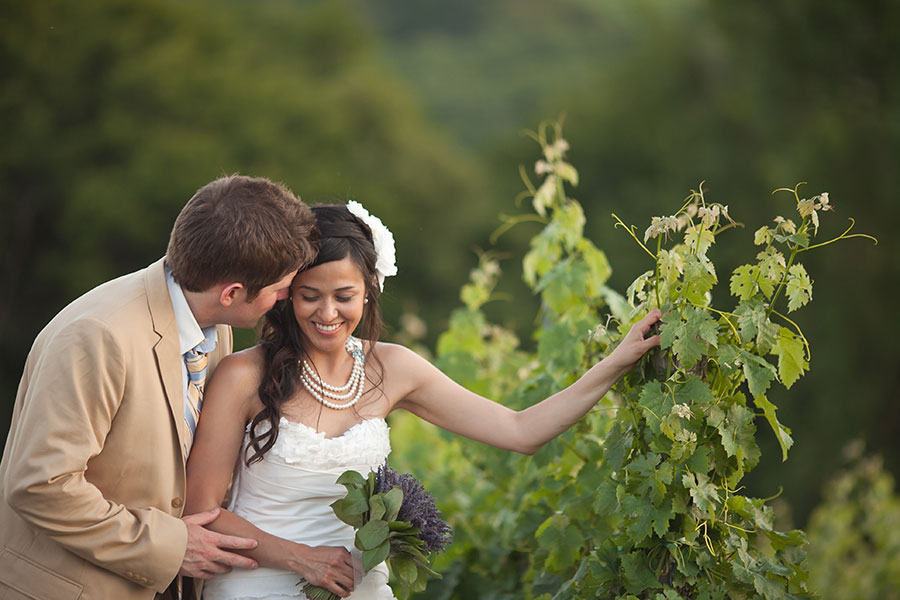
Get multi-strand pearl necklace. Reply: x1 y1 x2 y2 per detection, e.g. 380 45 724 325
300 337 365 410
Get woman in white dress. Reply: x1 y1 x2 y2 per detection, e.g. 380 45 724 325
185 202 661 599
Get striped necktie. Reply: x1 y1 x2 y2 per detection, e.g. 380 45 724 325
183 345 208 452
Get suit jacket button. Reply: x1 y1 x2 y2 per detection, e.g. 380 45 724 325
171 497 184 508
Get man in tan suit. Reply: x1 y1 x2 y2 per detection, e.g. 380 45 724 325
0 175 318 599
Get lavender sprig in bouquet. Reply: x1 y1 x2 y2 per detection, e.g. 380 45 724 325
302 462 452 600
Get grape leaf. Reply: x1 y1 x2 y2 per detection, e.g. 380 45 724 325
772 326 808 388
684 225 715 255
603 421 633 471
535 513 583 572
622 551 662 593
707 399 760 471
661 307 717 369
682 254 717 304
622 494 675 543
753 395 794 461
578 238 612 292
622 494 654 543
738 350 777 398
682 471 720 515
733 299 779 353
730 264 757 300
639 382 671 434
754 225 773 246
523 228 562 286
674 375 716 406
657 248 684 283
785 263 812 312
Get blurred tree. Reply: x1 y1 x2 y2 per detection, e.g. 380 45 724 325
0 0 494 430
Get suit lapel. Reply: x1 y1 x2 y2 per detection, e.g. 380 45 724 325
145 258 190 463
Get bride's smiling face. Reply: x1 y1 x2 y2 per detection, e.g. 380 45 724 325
291 257 366 354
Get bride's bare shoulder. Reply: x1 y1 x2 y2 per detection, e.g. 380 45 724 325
370 341 421 362
207 345 267 416
216 345 266 378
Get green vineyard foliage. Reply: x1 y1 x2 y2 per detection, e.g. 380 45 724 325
388 119 875 599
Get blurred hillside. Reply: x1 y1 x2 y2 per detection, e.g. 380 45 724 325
2 0 898 524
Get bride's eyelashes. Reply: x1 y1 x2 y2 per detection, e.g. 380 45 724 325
298 295 356 303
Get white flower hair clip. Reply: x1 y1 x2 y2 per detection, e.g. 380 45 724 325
346 200 397 291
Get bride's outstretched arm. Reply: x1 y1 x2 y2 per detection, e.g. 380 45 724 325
185 350 356 597
391 309 662 455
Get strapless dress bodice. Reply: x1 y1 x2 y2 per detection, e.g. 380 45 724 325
202 417 395 600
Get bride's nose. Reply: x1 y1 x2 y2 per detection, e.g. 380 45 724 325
317 299 338 320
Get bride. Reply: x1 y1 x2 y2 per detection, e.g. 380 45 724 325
185 202 661 599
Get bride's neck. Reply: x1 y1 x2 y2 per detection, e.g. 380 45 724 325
303 347 352 376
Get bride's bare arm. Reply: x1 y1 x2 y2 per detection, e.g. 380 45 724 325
391 309 662 455
185 350 356 596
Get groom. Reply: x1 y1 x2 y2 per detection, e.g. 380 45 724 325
0 175 317 599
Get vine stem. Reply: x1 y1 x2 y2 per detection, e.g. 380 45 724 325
489 213 548 243
612 213 656 260
654 237 662 308
765 217 805 319
796 217 878 253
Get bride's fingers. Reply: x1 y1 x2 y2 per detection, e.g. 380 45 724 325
324 576 353 597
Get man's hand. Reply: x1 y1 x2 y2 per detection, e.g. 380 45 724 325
179 508 259 579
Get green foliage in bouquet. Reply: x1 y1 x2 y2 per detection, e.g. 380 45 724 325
302 466 450 600
394 119 875 599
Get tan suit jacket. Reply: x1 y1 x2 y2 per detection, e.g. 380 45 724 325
0 258 233 600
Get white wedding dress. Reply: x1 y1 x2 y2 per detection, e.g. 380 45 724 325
203 417 396 600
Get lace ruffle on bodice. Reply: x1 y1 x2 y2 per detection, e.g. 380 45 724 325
267 417 391 470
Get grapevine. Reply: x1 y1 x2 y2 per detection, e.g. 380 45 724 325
393 119 875 600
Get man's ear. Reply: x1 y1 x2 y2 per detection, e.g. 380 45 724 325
219 282 244 307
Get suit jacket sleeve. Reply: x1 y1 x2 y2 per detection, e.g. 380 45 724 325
3 316 188 590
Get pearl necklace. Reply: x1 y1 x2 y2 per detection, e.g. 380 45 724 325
300 337 365 410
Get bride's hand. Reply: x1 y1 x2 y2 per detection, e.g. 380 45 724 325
606 309 663 375
290 544 357 597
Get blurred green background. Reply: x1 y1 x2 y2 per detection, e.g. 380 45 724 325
2 0 897 542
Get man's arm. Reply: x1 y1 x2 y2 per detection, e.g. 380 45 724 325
3 318 188 592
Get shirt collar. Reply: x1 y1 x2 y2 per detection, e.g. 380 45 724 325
164 263 218 355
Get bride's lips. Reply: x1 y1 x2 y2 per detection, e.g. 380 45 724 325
313 322 343 336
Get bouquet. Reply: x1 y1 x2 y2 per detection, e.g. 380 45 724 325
302 462 453 600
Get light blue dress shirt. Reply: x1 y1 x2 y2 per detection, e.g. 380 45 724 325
164 265 218 439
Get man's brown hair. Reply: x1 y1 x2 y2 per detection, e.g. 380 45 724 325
166 175 317 299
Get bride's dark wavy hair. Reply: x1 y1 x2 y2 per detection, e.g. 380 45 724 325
245 204 385 465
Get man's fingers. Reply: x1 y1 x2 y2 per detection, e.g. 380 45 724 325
183 507 220 526
213 548 259 570
211 531 259 551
